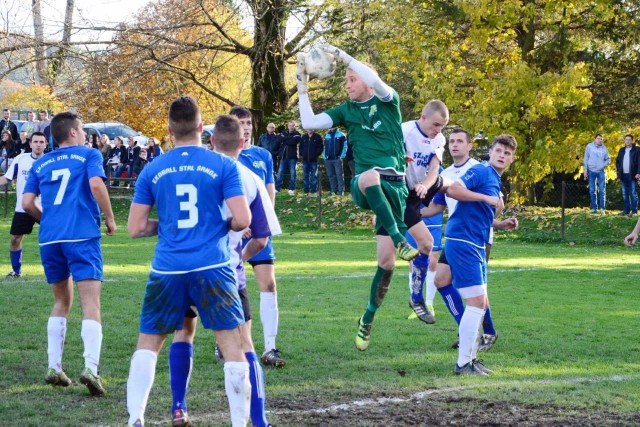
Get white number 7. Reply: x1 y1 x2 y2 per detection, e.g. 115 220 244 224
52 168 71 205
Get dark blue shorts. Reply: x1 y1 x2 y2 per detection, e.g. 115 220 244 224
40 238 103 284
139 266 244 334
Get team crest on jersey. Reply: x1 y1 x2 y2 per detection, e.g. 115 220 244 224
253 160 266 170
368 105 377 117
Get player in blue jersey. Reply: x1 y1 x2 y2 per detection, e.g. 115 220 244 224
444 134 517 376
167 114 281 427
22 112 116 396
0 131 47 278
125 97 251 427
230 106 286 367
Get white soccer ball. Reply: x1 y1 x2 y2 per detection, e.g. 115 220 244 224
304 48 337 79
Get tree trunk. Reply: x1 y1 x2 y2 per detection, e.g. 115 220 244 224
249 0 290 138
32 0 49 86
50 0 75 84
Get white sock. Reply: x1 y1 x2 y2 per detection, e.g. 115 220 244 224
425 270 437 304
457 305 485 367
260 292 278 352
81 319 103 375
224 361 251 427
47 317 67 371
127 349 157 426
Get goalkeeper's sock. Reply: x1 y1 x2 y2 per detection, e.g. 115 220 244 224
364 185 404 246
169 342 193 412
438 284 464 325
362 266 394 324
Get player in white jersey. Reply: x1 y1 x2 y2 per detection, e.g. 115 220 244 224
424 129 517 351
167 115 281 427
401 100 450 323
0 132 47 277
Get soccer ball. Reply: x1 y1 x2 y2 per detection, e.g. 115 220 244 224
304 47 337 79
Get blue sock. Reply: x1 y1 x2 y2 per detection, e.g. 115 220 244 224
438 284 464 325
483 305 496 335
409 262 427 303
10 249 22 274
169 342 193 412
246 351 269 427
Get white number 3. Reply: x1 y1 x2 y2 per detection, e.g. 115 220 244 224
52 168 71 205
176 184 198 228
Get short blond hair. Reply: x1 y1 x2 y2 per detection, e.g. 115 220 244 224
422 100 449 120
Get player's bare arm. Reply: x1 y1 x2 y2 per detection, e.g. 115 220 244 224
242 237 268 262
446 181 501 207
494 217 519 230
89 176 116 236
22 192 42 221
624 216 640 246
226 195 251 231
415 156 443 199
128 203 158 238
420 202 446 219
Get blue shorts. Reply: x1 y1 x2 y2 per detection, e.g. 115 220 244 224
428 225 442 251
244 237 275 263
443 238 487 289
40 238 103 284
139 266 244 334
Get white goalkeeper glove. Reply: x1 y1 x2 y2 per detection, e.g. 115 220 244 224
319 44 354 66
296 52 309 94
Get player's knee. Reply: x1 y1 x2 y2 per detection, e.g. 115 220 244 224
9 235 22 250
434 271 450 287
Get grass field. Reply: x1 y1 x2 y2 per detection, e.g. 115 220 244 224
1 193 640 425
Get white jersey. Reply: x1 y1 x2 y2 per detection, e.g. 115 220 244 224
5 152 40 213
227 163 281 272
440 157 480 215
402 120 446 190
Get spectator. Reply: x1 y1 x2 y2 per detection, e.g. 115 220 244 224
20 111 39 140
324 127 347 196
121 136 141 187
583 133 611 214
258 122 281 172
275 120 301 195
616 134 640 215
98 135 112 176
0 109 19 141
145 137 163 162
111 136 128 186
34 110 53 151
1 130 19 173
345 136 355 179
299 129 324 194
16 131 30 154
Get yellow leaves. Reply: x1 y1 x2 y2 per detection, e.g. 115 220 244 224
2 85 67 113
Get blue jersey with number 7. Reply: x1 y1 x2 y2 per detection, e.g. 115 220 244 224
133 145 244 273
24 146 105 245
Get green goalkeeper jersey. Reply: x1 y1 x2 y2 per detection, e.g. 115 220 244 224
325 90 406 176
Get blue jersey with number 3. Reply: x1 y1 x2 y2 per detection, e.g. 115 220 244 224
133 145 244 272
24 146 105 244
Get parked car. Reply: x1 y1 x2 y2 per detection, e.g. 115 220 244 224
201 124 215 144
83 122 147 147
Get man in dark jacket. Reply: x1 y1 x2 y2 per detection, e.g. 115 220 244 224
616 134 640 215
323 127 347 196
0 109 19 141
258 122 281 173
299 129 324 194
275 120 301 195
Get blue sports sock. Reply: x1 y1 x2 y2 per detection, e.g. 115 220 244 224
483 305 496 335
409 262 427 303
438 284 464 325
245 351 269 427
10 249 22 274
169 342 193 412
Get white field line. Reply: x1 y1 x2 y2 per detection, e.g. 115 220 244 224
147 374 636 425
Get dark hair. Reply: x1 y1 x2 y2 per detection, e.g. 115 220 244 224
449 128 471 144
169 96 201 140
39 109 47 115
490 134 517 151
51 111 80 144
213 115 242 152
31 131 46 140
595 133 602 138
229 106 252 119
3 108 9 113
625 134 633 140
